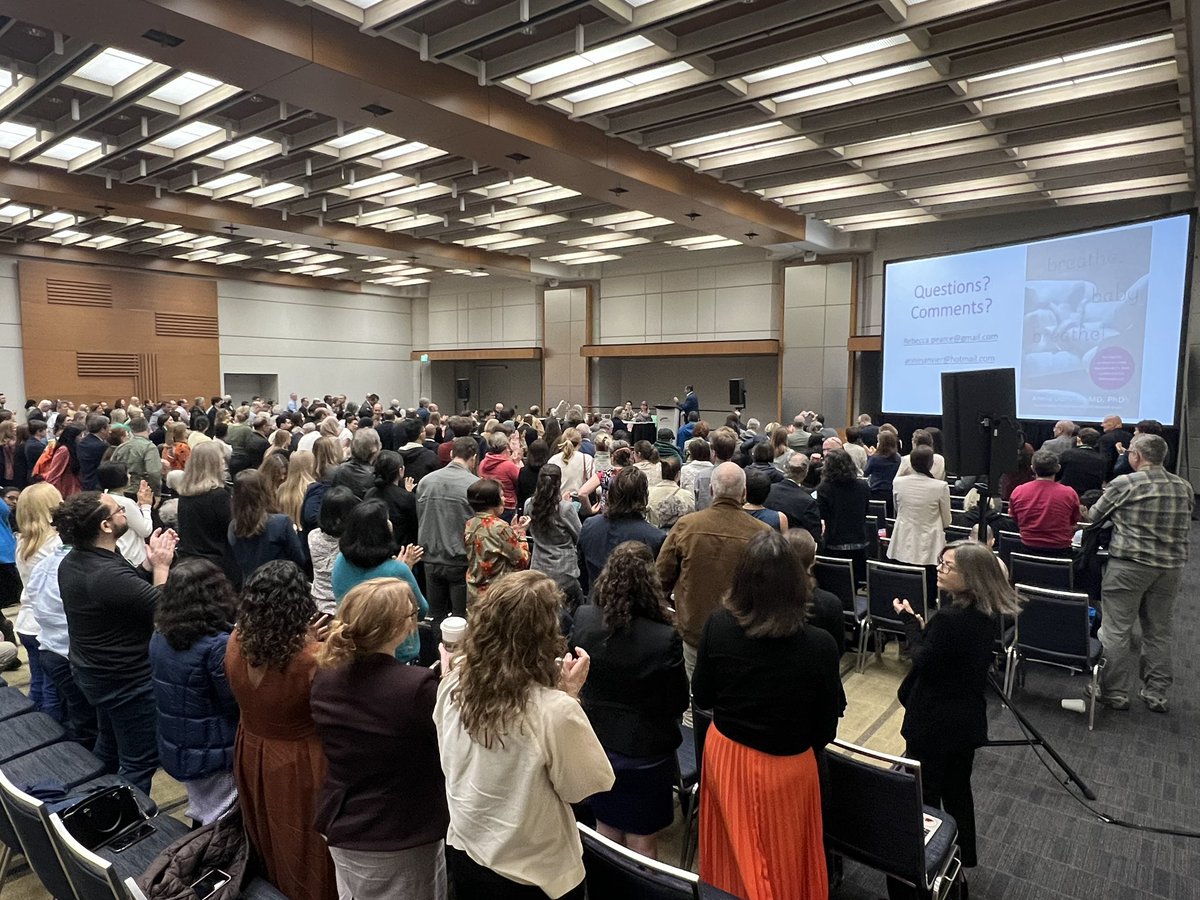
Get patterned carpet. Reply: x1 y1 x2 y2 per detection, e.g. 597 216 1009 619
828 528 1200 900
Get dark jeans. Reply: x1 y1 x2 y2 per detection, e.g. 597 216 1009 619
426 562 468 620
40 650 98 748
18 633 59 721
71 666 159 795
446 846 584 900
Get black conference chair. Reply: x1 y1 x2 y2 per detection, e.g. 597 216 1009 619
0 686 34 722
1009 553 1074 591
996 530 1023 566
867 499 888 530
675 720 698 863
579 822 739 900
824 740 961 899
814 555 867 657
0 713 66 764
1008 584 1103 730
126 875 289 899
0 767 102 899
944 524 972 544
50 807 190 900
861 561 928 673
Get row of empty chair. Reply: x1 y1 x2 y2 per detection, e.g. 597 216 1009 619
813 557 1103 731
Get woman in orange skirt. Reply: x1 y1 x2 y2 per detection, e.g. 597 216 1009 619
693 530 846 900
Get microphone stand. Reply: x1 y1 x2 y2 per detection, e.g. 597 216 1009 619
984 674 1097 801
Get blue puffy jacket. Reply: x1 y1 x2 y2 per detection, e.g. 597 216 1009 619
148 631 239 782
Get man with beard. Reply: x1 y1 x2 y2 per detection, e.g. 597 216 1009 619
55 491 177 793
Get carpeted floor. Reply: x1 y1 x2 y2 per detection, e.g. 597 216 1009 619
826 528 1200 900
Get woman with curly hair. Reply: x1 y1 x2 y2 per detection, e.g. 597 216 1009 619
225 560 336 900
569 542 688 860
525 464 583 610
817 448 872 584
434 571 613 899
312 579 448 900
149 558 239 825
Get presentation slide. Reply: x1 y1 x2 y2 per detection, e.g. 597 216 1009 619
881 214 1191 425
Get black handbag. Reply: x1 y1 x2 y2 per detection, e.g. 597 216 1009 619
58 784 153 852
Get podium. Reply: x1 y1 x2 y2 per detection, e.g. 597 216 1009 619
656 405 681 434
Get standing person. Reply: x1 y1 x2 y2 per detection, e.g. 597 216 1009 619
1058 427 1108 497
889 446 952 600
365 450 418 548
149 559 240 825
76 414 110 491
479 432 521 522
175 442 240 586
516 439 549 514
865 430 902 516
308 487 360 617
577 467 665 592
14 483 65 716
570 542 688 860
892 541 1021 881
1096 414 1134 480
525 464 583 610
416 436 478 621
312 579 449 900
227 470 305 585
766 453 822 543
674 385 699 419
331 500 427 665
816 449 873 584
693 530 844 900
742 468 787 532
657 463 770 679
679 439 714 499
645 457 694 530
161 421 191 474
97 462 153 566
111 416 162 498
548 428 593 496
277 449 316 531
53 491 178 793
43 423 83 498
226 561 337 900
464 479 530 608
1085 434 1193 712
434 571 614 899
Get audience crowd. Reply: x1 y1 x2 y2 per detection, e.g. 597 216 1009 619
0 390 1188 900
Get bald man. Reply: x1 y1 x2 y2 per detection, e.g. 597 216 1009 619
657 462 771 678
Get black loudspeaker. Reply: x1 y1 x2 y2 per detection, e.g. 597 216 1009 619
455 378 470 403
729 378 746 407
940 368 1019 487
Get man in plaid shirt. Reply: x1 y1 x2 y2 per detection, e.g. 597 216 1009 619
1085 434 1193 712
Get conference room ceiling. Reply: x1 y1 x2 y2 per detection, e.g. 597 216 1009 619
0 0 1191 287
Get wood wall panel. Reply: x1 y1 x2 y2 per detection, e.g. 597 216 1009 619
20 261 220 404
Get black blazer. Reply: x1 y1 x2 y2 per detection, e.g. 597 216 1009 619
310 654 448 851
570 606 689 758
1058 446 1106 496
897 605 996 750
365 483 418 547
765 479 822 543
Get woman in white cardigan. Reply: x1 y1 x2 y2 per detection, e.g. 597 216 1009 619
888 445 952 603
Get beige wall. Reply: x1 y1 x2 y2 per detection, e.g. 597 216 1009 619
781 261 855 428
543 287 587 409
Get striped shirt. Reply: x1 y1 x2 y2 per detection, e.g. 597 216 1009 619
1087 466 1193 568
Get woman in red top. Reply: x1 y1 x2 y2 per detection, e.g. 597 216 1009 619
161 421 191 473
477 431 521 522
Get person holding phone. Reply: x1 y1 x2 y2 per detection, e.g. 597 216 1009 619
434 571 613 899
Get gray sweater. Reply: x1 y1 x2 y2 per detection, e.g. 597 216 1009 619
416 462 477 566
523 498 581 584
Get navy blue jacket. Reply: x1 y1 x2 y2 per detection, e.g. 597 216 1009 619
149 631 239 781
